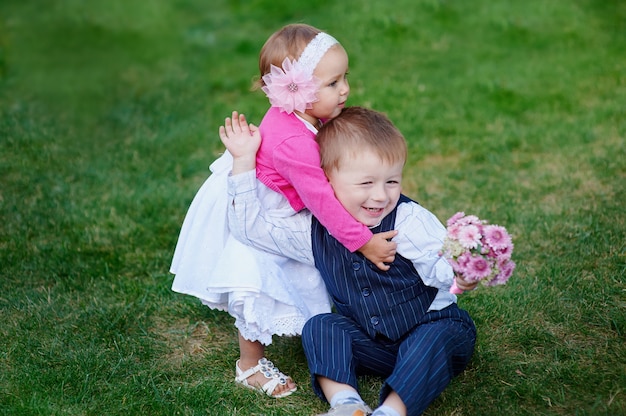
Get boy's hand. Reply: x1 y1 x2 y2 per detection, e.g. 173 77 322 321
454 275 479 292
358 230 398 271
218 111 261 174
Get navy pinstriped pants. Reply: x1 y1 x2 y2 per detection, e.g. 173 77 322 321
301 304 476 416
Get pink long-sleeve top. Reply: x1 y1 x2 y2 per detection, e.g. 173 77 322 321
256 107 372 252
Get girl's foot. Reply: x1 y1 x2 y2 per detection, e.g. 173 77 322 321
235 357 297 398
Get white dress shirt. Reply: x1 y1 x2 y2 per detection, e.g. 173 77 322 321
227 170 457 311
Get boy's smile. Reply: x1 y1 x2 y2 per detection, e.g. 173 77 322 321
327 150 404 227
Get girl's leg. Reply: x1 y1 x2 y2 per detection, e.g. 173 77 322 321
236 331 297 396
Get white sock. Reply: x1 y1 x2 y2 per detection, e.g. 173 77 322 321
372 405 401 416
329 390 365 407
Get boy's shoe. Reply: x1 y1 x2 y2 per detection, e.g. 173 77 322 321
316 402 373 416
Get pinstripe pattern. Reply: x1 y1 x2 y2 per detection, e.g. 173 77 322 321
306 196 476 416
302 307 475 416
312 196 439 342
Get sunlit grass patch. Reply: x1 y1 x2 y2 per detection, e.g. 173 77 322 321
1 0 624 415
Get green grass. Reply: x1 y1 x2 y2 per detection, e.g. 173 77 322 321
1 0 624 415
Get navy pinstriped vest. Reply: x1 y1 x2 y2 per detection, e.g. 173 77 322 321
311 195 438 342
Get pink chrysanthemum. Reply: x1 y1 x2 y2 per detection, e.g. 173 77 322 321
483 225 513 251
457 214 482 226
446 223 462 240
450 251 472 275
457 251 473 269
489 259 516 286
464 256 492 281
261 57 320 114
457 224 481 249
447 212 466 227
493 243 513 260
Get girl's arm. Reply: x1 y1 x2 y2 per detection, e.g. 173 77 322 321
222 112 396 270
273 137 396 270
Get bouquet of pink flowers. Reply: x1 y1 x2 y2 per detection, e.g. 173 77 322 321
441 212 516 294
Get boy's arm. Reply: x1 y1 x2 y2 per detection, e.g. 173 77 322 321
227 172 315 265
219 112 315 265
394 201 480 293
392 200 479 293
393 201 456 289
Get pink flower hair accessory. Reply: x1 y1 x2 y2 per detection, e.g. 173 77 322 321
440 212 516 294
261 57 320 114
261 32 339 114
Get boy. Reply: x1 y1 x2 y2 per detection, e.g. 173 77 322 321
220 107 477 416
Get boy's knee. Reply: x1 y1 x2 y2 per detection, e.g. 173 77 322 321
302 313 335 344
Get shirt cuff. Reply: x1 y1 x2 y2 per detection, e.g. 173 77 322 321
227 170 257 198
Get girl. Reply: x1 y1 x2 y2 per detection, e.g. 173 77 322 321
170 24 395 398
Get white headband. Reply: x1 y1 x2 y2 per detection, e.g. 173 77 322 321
294 32 339 76
261 32 340 114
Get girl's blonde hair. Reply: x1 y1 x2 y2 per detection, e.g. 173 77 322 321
253 24 322 90
317 106 408 175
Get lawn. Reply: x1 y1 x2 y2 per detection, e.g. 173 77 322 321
1 0 624 415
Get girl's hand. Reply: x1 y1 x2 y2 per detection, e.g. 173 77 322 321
219 111 261 174
358 230 398 271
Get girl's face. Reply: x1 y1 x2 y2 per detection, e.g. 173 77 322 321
298 45 350 125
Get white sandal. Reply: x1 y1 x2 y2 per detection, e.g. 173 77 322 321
235 357 297 398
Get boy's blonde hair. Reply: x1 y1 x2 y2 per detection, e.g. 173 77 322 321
253 24 322 90
317 106 407 175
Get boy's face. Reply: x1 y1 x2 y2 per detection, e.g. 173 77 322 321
327 149 403 227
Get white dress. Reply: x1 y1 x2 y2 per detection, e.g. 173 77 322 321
170 150 331 346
